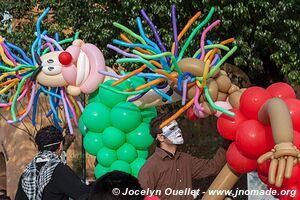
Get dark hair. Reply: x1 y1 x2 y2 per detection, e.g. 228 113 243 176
150 113 171 138
89 170 144 200
35 125 64 152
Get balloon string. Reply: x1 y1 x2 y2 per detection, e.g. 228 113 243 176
7 83 36 124
199 20 220 61
181 77 190 105
160 98 194 128
120 34 151 55
41 42 55 52
60 89 74 134
107 44 142 59
178 7 215 60
111 64 147 86
204 86 235 116
64 93 78 127
113 22 146 45
171 4 179 57
171 11 201 55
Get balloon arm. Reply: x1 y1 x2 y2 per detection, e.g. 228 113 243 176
258 98 294 144
202 163 241 200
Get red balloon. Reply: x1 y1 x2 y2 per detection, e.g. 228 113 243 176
282 165 300 186
226 142 257 173
59 51 73 65
284 98 300 132
186 107 199 121
217 109 247 140
235 120 268 159
258 171 268 184
265 126 276 150
294 130 300 149
240 87 272 120
280 184 300 200
267 82 296 99
258 159 271 176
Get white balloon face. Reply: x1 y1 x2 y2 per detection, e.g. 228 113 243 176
41 57 62 75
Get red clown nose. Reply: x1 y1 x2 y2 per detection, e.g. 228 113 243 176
58 51 72 66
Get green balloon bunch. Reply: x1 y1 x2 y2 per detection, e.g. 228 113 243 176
79 78 157 178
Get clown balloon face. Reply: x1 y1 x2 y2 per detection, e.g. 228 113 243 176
161 120 184 145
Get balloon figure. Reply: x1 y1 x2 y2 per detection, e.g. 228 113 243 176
0 7 106 134
98 4 300 200
79 77 157 178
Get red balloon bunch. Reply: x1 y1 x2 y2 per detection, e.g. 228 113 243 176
217 82 300 199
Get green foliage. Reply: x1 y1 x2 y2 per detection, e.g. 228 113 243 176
1 0 299 86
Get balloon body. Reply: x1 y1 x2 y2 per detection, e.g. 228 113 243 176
83 132 103 156
110 160 131 174
294 131 300 149
144 195 161 200
140 107 158 123
258 160 271 176
258 171 268 184
226 142 257 173
235 120 268 159
117 143 137 163
264 126 276 151
127 123 154 150
267 82 296 99
95 164 110 179
217 109 247 140
99 80 128 108
78 117 87 136
240 87 271 120
130 158 146 177
137 150 149 159
284 98 300 132
282 165 300 186
97 147 117 167
102 127 126 150
187 107 199 121
82 102 111 132
110 102 142 132
214 101 233 117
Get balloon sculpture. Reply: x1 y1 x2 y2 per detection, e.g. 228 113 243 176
99 4 300 200
0 7 107 134
79 77 157 178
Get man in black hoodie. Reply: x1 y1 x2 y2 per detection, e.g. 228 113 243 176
15 125 89 200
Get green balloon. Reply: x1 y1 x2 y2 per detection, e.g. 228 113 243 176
117 143 137 163
95 164 110 179
110 160 131 174
130 158 146 177
88 88 100 103
127 123 154 150
97 147 117 167
140 107 157 123
83 132 103 156
110 102 142 132
102 127 126 149
137 150 148 159
82 102 111 132
126 75 146 88
99 80 129 108
78 117 87 136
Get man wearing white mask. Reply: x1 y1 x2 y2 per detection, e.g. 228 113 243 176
138 114 229 200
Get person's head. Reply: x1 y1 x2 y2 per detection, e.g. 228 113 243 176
89 170 144 200
35 125 64 155
150 114 184 149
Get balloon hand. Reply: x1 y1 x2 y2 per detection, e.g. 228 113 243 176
257 142 300 187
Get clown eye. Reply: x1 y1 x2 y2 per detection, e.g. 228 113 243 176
170 126 176 130
47 59 54 63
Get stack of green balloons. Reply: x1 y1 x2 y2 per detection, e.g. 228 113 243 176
79 78 157 178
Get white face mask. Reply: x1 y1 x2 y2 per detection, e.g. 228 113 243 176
161 120 184 145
